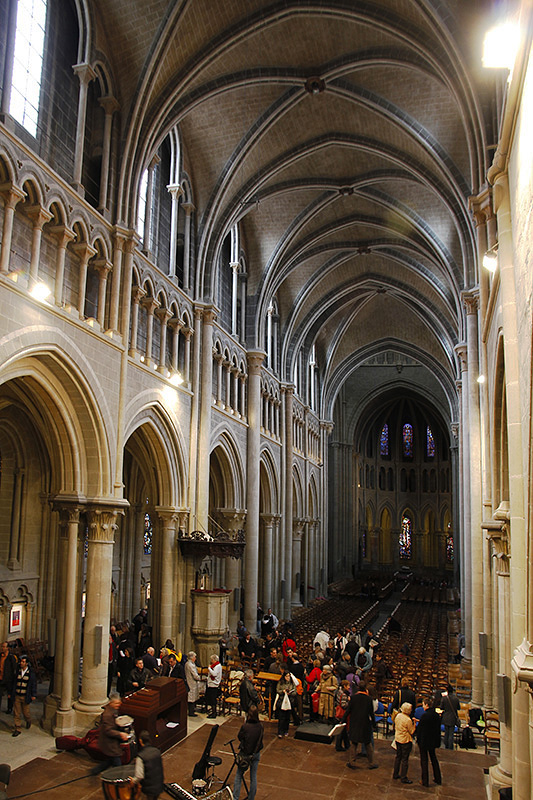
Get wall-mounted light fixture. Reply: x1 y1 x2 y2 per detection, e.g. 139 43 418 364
483 244 498 273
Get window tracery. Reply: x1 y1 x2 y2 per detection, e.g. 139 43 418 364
400 515 412 559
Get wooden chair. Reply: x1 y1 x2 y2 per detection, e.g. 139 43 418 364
484 710 500 754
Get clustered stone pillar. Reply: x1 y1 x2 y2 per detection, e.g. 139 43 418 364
0 184 25 274
282 386 294 619
244 351 264 633
75 507 121 721
52 503 81 734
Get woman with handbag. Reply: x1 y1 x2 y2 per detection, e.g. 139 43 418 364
275 668 296 737
392 702 416 783
233 705 263 800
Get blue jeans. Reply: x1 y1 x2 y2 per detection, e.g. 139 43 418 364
233 752 260 800
444 725 455 749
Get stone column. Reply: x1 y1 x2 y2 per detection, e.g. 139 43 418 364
72 63 96 193
98 96 119 216
260 514 275 610
282 386 294 617
455 346 471 658
156 307 172 373
109 228 127 333
142 155 160 257
141 296 160 365
215 355 224 406
131 505 145 613
94 258 112 329
7 467 24 569
292 519 304 606
70 242 96 319
154 509 179 647
231 262 239 336
26 205 53 287
49 225 75 306
196 307 217 531
53 503 82 734
75 506 122 717
0 184 25 274
187 307 203 532
169 317 182 373
244 351 264 632
183 328 192 384
463 290 483 706
167 183 183 277
129 286 146 356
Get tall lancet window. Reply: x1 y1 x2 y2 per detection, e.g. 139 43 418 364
380 423 389 456
402 423 413 458
426 425 435 458
10 0 47 137
399 515 412 559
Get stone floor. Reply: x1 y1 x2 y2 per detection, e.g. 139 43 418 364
2 711 496 800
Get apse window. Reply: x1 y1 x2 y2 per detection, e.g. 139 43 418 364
402 423 413 458
399 515 412 560
10 0 48 137
380 423 389 457
426 425 435 458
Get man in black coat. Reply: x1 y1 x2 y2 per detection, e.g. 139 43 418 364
415 698 442 786
392 678 416 714
0 641 17 713
132 729 165 800
342 681 378 770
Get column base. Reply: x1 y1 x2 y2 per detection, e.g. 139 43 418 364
72 697 108 732
52 707 78 737
487 763 512 800
42 694 60 733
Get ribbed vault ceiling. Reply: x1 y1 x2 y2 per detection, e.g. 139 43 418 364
93 0 497 423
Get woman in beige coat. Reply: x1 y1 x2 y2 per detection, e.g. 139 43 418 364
318 664 337 721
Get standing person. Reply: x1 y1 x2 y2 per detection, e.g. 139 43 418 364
185 651 202 717
0 641 17 713
206 654 222 718
116 644 135 696
239 669 259 714
342 680 378 770
391 677 416 714
95 693 129 771
317 664 337 722
10 654 37 736
142 647 159 676
334 680 351 751
233 705 263 800
275 668 296 738
131 729 165 800
416 698 442 786
436 684 460 749
392 702 416 784
305 659 322 721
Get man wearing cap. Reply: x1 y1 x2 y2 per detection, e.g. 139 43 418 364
11 654 37 736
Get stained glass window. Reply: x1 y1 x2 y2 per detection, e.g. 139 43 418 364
361 530 366 558
144 512 153 555
399 516 412 559
402 423 413 457
83 522 89 558
446 524 454 563
426 425 435 458
380 423 389 456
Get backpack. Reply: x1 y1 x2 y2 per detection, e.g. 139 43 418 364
460 726 476 749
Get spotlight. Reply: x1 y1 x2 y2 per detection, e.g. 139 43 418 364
483 246 498 272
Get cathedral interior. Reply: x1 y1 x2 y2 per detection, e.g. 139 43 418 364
1 0 533 796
